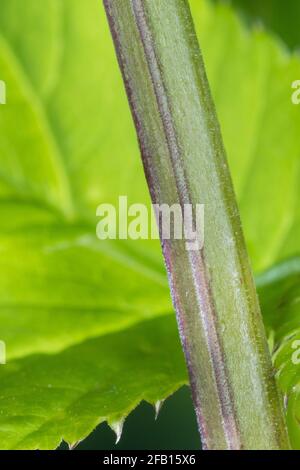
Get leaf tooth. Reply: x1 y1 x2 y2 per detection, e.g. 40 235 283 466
109 419 125 444
68 439 82 450
154 400 165 420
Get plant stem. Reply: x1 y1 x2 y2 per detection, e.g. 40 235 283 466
103 0 290 449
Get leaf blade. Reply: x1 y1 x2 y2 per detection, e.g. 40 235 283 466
0 316 186 450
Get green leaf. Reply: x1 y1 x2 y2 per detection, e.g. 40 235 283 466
0 0 299 449
214 0 300 51
0 227 170 361
0 0 151 220
190 0 300 272
257 258 300 449
0 315 186 450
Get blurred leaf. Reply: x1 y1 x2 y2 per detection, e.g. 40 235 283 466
0 0 299 449
190 0 300 272
257 258 300 341
0 227 170 360
215 0 300 51
257 259 300 449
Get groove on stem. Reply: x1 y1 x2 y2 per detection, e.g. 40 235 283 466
103 0 290 449
131 0 240 448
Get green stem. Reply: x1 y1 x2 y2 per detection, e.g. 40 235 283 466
103 0 290 449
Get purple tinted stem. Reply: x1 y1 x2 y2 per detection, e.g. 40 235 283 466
103 0 290 449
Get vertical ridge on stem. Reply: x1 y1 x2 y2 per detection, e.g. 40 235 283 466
103 0 290 449
131 0 241 449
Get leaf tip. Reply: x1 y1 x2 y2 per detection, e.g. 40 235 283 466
109 419 125 444
154 399 165 420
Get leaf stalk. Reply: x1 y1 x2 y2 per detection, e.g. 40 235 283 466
103 0 290 449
